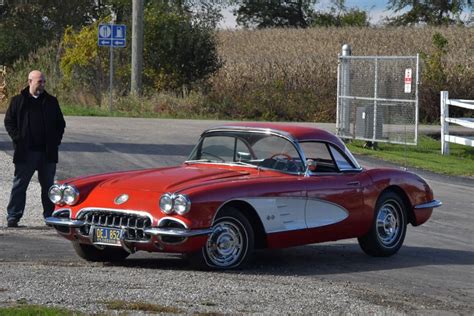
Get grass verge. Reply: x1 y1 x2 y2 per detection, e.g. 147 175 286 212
60 103 161 118
346 135 474 177
0 305 82 315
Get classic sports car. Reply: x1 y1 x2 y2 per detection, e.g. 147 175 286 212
45 123 441 269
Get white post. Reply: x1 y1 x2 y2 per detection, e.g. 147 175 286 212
415 54 420 145
440 91 449 155
373 57 378 141
341 44 351 136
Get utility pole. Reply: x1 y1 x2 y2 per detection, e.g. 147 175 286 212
131 0 144 96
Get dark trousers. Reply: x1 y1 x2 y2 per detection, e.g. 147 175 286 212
6 150 56 223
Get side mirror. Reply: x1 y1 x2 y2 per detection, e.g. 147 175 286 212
305 159 317 176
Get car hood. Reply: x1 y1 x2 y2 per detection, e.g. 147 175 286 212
98 165 250 193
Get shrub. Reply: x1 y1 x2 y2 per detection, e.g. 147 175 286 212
1 44 62 111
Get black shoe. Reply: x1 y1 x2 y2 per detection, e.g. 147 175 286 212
7 220 19 228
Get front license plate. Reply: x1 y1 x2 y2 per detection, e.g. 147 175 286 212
93 227 122 246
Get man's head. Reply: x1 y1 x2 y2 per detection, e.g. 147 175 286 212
28 70 45 96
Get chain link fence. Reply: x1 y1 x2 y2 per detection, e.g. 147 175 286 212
336 50 419 145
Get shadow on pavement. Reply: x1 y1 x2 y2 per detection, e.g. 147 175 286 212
103 243 474 276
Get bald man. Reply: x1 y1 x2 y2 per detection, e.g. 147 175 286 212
4 70 65 227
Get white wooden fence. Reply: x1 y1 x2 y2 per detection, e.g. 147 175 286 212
440 91 474 155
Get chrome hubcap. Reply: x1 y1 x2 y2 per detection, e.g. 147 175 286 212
206 220 244 267
376 201 401 247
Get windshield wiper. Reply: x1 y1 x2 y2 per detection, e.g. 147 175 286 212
232 161 258 168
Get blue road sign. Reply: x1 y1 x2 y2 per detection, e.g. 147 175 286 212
112 25 126 47
98 24 112 46
98 24 126 47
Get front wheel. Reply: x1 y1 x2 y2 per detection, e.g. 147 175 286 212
198 207 254 269
72 242 130 262
358 191 407 257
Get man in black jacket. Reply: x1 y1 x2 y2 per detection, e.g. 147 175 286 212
4 70 66 227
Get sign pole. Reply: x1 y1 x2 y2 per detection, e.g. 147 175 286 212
98 21 125 112
109 38 114 112
109 16 115 112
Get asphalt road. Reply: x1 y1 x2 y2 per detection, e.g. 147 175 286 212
0 116 473 314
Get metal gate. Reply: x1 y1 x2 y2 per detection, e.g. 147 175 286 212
336 46 419 145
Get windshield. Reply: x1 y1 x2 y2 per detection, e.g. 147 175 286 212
187 130 305 173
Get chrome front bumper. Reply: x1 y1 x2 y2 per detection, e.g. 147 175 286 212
414 199 443 209
45 217 85 227
144 227 213 237
44 217 213 238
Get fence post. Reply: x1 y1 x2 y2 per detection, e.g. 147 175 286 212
341 44 351 136
440 91 449 155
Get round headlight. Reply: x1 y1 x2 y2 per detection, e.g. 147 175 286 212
173 194 191 215
63 185 79 205
159 193 173 214
48 184 63 204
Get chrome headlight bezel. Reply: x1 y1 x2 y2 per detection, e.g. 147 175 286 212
173 194 191 215
62 185 80 205
48 184 80 206
159 193 191 215
159 193 174 214
48 184 63 204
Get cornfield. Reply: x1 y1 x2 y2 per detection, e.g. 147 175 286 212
209 26 474 122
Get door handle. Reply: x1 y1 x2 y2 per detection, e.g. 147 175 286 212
346 181 360 186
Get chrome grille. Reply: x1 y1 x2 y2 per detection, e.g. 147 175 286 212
77 209 152 242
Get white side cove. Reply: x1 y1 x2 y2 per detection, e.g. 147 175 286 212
305 199 348 229
240 197 348 234
240 197 306 233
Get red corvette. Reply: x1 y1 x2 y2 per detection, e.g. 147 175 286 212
46 123 441 269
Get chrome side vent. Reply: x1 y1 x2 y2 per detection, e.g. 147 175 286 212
52 209 72 233
158 219 187 244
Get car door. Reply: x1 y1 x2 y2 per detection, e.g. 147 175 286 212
300 141 369 241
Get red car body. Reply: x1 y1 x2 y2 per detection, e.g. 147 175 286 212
46 123 441 269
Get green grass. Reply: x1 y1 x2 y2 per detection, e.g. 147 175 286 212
60 103 160 118
60 102 213 119
346 135 474 177
0 301 182 315
0 305 82 316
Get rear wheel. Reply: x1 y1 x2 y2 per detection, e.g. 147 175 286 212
358 191 407 257
72 242 130 262
197 207 254 269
